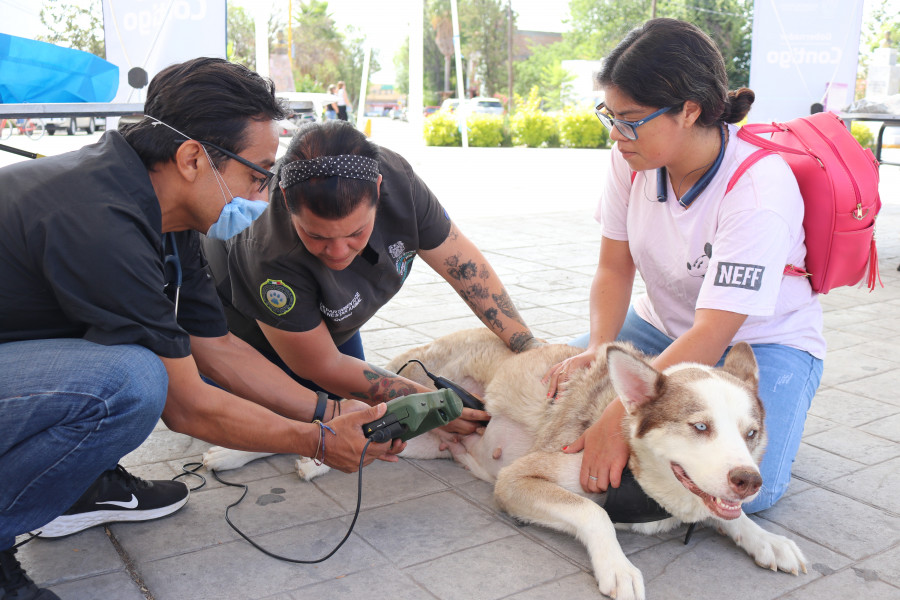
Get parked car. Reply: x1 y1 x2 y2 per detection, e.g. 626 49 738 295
274 92 323 136
440 98 461 113
45 116 104 135
467 97 504 115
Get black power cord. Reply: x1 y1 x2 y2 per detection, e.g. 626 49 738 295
177 438 373 564
396 359 486 411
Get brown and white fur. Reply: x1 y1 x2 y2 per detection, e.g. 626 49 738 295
203 329 806 599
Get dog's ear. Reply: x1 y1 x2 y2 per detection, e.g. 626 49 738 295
606 346 664 414
722 342 759 389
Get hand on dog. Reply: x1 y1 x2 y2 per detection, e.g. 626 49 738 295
542 350 595 399
325 403 406 472
440 407 491 436
563 399 629 493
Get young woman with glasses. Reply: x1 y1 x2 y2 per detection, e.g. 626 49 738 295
544 18 825 513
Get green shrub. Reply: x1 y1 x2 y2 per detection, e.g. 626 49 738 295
466 114 504 147
559 109 609 148
851 122 875 150
423 112 461 146
510 87 557 147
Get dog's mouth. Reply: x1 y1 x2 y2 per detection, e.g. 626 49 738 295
670 463 742 520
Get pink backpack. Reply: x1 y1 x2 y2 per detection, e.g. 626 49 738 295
727 112 882 294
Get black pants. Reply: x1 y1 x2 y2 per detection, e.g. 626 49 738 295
337 106 348 121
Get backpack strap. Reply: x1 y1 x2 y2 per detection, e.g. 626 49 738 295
725 149 772 194
736 124 811 157
726 147 811 280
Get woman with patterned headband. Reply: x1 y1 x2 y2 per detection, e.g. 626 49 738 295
202 119 540 435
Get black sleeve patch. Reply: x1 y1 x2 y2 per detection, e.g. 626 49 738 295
713 262 765 290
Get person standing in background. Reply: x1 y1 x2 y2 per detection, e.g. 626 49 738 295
336 81 349 121
325 85 338 120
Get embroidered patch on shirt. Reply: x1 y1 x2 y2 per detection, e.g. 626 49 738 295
395 251 416 282
388 240 406 259
713 262 765 291
260 279 296 315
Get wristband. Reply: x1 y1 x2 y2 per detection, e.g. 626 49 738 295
312 391 329 422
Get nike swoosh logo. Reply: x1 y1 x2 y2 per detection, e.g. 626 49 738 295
96 494 138 509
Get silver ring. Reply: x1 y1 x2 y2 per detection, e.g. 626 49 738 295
589 475 599 481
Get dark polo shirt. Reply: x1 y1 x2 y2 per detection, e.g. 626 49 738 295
0 131 227 357
203 147 452 352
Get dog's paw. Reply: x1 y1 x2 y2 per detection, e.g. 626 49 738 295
295 457 331 481
745 530 807 575
596 558 645 600
202 447 268 472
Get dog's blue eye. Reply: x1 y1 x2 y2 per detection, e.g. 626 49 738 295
747 429 756 438
694 422 708 432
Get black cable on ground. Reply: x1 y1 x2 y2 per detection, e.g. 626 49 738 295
187 439 373 564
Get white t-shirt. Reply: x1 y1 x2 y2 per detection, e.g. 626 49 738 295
597 123 825 359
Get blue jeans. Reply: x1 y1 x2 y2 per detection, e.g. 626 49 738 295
570 308 823 513
0 339 168 550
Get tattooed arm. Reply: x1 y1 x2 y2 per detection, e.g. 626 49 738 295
257 320 426 403
419 222 540 353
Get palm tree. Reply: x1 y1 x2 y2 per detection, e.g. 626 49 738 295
431 12 454 94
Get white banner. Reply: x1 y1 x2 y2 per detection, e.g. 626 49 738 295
748 0 863 123
102 0 226 104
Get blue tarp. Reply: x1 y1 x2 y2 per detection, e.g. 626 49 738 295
0 33 118 103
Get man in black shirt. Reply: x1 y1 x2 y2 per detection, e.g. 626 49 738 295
0 58 400 600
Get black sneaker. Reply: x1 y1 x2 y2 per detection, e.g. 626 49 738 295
0 546 60 600
33 465 189 538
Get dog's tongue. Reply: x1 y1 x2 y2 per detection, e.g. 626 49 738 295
671 463 742 520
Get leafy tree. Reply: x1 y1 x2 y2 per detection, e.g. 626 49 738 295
227 4 256 70
565 0 651 59
289 0 344 90
658 0 753 88
522 0 752 101
394 17 447 106
858 0 900 85
514 40 576 104
429 2 456 94
281 2 378 103
459 0 513 97
37 0 105 57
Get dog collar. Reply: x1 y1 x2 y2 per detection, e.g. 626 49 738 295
602 467 672 523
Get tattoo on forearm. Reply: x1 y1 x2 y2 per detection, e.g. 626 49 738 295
353 364 418 402
483 307 504 331
509 332 538 353
493 289 526 327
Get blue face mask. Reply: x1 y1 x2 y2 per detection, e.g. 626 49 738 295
206 197 268 240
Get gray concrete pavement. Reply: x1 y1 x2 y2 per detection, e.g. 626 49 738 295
9 118 900 599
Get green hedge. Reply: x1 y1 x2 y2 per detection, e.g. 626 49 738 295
510 88 557 147
559 109 609 149
423 111 461 146
851 122 875 150
424 90 610 149
467 114 504 147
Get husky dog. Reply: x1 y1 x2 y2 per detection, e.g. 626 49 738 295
203 328 805 599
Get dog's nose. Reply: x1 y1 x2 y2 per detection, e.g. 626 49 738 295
728 467 762 498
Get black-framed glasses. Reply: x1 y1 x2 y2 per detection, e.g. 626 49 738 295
174 138 275 193
594 103 672 141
